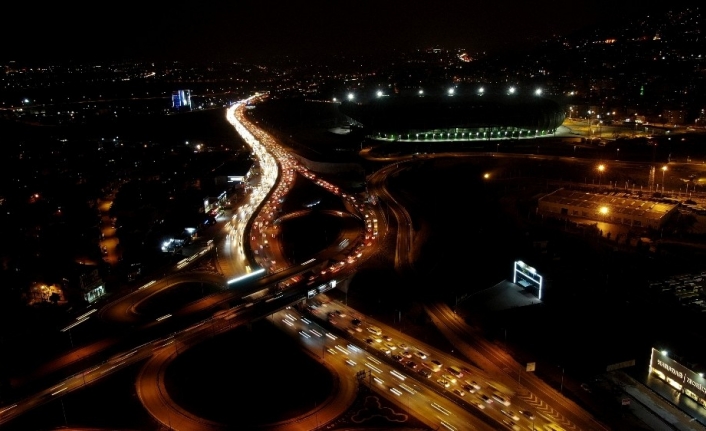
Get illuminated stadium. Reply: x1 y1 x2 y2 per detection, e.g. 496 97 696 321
338 93 565 142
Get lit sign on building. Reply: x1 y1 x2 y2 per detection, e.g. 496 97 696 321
513 260 543 299
172 90 192 110
650 348 706 404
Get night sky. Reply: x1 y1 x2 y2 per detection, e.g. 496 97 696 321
3 1 672 63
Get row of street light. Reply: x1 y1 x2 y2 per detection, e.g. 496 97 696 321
337 86 544 102
597 163 668 192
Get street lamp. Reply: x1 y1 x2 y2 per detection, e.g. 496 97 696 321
661 166 667 194
587 110 593 138
597 164 605 187
600 206 609 221
597 115 601 138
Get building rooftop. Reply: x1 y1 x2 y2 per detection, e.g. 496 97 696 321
540 188 677 222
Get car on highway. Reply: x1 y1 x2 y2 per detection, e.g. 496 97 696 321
465 379 481 390
436 378 450 388
379 346 391 355
441 374 457 384
453 388 466 397
501 409 520 421
418 368 432 378
492 393 511 406
384 342 397 351
430 359 442 371
351 318 362 326
447 366 464 378
404 361 418 370
414 350 428 360
392 354 404 362
397 343 409 350
461 383 477 394
366 325 382 336
478 394 493 404
401 350 413 359
473 401 486 410
382 335 393 342
502 419 519 430
365 338 375 344
518 410 534 420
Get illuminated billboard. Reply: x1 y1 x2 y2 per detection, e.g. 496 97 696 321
650 348 706 405
513 260 543 299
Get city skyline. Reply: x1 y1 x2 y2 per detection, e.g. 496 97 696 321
3 4 706 430
2 1 672 63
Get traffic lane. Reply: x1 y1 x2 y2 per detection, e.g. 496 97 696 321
274 308 499 431
99 272 227 324
426 302 606 431
305 298 560 430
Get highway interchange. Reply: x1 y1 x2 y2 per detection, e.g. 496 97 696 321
0 94 607 431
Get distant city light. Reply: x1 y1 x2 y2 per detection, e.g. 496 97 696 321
418 89 424 96
508 87 516 94
448 88 455 96
478 87 484 95
347 93 354 101
535 88 542 96
376 90 383 98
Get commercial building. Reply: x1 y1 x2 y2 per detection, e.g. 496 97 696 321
538 188 678 230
